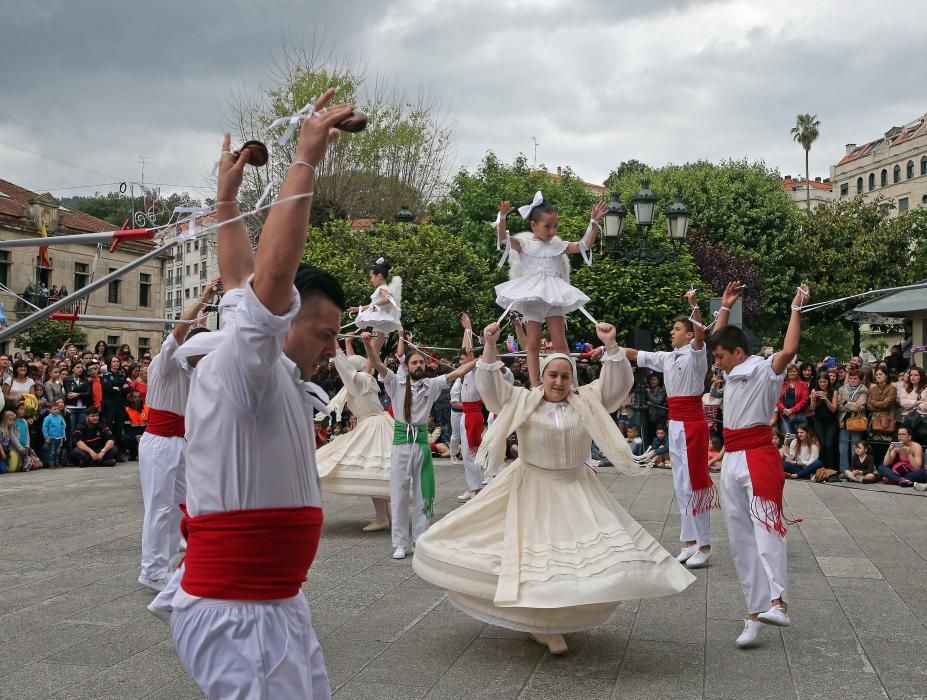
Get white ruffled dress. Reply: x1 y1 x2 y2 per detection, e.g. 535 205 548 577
494 235 590 323
354 285 402 334
413 358 695 634
317 352 393 499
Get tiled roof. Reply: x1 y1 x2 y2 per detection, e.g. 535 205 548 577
0 177 114 233
547 168 609 194
782 177 832 192
348 218 376 230
838 115 926 165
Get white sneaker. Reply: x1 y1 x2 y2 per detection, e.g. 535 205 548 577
146 601 171 625
450 453 460 464
481 478 489 486
675 544 699 563
736 619 765 648
685 549 712 569
585 458 602 468
457 491 474 503
915 482 927 493
138 575 167 592
392 546 407 560
758 605 791 627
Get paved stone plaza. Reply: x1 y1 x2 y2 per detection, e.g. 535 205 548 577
2 461 927 699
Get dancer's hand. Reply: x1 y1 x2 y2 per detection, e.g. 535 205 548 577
591 201 608 221
200 277 221 302
483 322 501 341
721 281 744 309
295 89 355 168
360 331 373 347
684 288 698 307
498 200 515 218
216 132 249 203
792 284 811 308
460 312 472 330
347 306 359 314
595 322 617 347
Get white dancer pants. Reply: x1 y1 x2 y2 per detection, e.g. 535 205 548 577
171 594 330 699
139 433 186 581
668 420 710 547
460 421 484 491
390 443 429 548
450 410 462 457
721 450 789 614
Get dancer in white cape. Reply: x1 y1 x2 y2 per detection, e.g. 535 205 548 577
317 337 392 531
350 258 402 357
413 321 696 655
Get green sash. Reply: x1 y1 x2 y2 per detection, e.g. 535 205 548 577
393 420 435 518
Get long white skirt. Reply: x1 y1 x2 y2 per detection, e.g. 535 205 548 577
317 412 393 499
413 459 695 634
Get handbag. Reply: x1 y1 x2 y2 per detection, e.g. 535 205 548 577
845 412 868 432
812 467 838 482
870 412 896 434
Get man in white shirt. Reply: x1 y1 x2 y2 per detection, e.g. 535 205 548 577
363 333 476 560
626 289 715 569
709 281 809 649
137 284 219 592
169 90 355 699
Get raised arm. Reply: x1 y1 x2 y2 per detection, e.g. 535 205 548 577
497 201 521 254
445 359 477 385
215 133 256 290
475 322 518 413
481 321 501 364
361 332 389 377
252 90 354 314
460 313 475 360
712 281 744 333
684 288 706 349
173 279 219 342
771 285 809 375
589 323 633 412
565 201 607 257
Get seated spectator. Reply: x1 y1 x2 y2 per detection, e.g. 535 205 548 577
842 441 877 483
69 408 119 467
708 435 724 472
885 344 909 375
703 370 724 433
782 425 823 479
773 432 788 460
123 390 149 460
42 403 67 468
626 424 644 457
0 410 11 474
777 364 810 436
649 426 669 466
878 427 925 486
427 415 451 458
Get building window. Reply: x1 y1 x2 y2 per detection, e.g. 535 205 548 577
166 270 173 286
139 272 151 308
922 156 927 175
894 165 901 183
167 291 172 308
194 240 199 250
869 173 875 191
899 197 909 213
193 263 198 274
186 242 191 253
138 337 150 357
185 265 190 277
908 160 915 179
840 183 849 197
856 177 863 194
0 251 9 288
107 335 119 347
107 268 120 304
200 268 206 281
74 262 89 291
880 169 888 187
185 288 190 299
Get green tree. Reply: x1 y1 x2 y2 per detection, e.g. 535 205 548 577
604 159 649 190
68 190 203 228
790 113 821 210
15 321 87 356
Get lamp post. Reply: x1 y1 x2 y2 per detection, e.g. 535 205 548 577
395 205 414 224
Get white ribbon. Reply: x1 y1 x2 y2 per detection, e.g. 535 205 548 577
496 233 512 268
255 179 281 210
496 301 515 326
492 212 503 250
577 306 599 326
269 102 321 146
517 191 544 219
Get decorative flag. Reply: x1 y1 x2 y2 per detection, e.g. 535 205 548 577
38 221 51 268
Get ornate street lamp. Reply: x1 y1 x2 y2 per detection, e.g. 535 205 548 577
630 179 659 229
665 192 690 241
395 205 414 224
603 192 627 240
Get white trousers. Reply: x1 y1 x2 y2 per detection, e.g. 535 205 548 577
667 420 710 547
460 421 484 491
721 450 789 614
150 563 184 616
139 433 186 580
450 410 462 456
390 443 429 548
171 594 330 700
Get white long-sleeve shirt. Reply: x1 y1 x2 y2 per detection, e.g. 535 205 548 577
146 335 189 414
636 340 707 398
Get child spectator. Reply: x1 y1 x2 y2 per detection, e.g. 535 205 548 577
0 410 12 473
42 403 67 468
626 424 644 457
649 426 670 466
843 441 877 483
708 435 724 472
10 403 32 471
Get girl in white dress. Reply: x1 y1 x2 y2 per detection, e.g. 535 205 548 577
317 340 393 531
495 193 607 387
413 321 695 655
350 258 402 360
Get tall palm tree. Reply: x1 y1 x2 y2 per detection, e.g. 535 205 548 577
791 114 821 210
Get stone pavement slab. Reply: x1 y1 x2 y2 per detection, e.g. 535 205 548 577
2 462 925 698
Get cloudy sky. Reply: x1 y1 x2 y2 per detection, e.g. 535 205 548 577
1 0 924 203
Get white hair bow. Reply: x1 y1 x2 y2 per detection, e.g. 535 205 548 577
375 257 385 265
518 191 544 219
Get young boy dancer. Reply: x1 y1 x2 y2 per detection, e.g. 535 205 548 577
626 289 715 569
709 281 809 648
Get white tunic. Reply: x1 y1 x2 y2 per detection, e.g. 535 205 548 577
381 370 448 425
636 340 707 398
145 335 189 414
722 355 785 430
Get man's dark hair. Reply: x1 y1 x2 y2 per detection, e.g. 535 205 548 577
405 350 427 365
294 263 346 310
707 325 751 354
186 327 211 340
86 407 100 417
673 315 695 333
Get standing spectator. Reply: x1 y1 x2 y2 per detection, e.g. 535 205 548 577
87 364 103 409
64 363 90 432
129 364 148 403
777 365 810 436
101 357 129 459
885 344 909 376
69 408 119 467
44 366 66 406
644 374 667 441
782 425 823 479
93 340 109 362
58 284 69 298
878 427 925 486
116 344 134 363
4 360 36 408
867 367 898 465
39 281 49 306
898 366 927 423
799 362 816 421
837 369 869 474
42 402 66 467
49 285 60 303
9 404 32 471
708 435 724 472
122 389 149 460
0 410 13 473
809 373 838 469
842 441 877 483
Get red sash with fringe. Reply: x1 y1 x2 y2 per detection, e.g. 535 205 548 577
723 425 800 536
145 408 185 438
667 395 717 515
179 504 323 600
462 400 484 455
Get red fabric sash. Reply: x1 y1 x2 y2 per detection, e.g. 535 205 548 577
145 408 185 438
179 504 323 600
667 395 717 515
723 425 800 536
462 400 484 455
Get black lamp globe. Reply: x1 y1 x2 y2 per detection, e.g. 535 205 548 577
665 192 690 241
631 179 659 228
603 192 627 239
395 205 414 224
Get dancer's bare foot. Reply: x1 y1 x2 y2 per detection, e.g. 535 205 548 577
529 632 568 655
